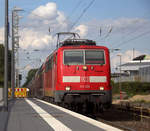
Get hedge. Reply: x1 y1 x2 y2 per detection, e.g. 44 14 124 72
112 81 150 97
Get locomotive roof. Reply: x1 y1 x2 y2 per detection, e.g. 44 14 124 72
59 39 96 47
58 44 108 50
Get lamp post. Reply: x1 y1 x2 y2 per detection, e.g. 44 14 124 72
117 54 122 100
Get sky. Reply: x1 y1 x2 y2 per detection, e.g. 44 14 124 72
0 0 150 84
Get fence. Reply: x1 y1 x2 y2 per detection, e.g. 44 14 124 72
139 66 150 82
112 66 150 82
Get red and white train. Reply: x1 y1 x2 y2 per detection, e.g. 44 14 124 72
28 32 112 111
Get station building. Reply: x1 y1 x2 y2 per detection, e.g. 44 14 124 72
112 55 150 82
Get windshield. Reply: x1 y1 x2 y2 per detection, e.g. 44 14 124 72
64 50 105 65
64 50 84 65
85 50 105 64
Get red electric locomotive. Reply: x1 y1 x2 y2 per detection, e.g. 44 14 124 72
31 32 112 111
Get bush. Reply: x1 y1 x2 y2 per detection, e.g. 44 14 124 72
112 82 150 97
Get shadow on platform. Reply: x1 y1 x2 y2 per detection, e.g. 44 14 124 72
0 99 16 131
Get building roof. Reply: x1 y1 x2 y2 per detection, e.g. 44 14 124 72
120 55 150 71
133 54 150 61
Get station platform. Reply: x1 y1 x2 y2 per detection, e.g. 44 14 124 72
0 98 122 131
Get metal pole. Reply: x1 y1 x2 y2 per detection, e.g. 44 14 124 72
133 48 135 59
16 50 19 88
11 11 15 99
4 0 9 110
16 14 19 89
119 55 122 100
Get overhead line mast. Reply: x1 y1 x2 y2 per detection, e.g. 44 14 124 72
11 7 23 98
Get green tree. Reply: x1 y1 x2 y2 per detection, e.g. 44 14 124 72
0 44 11 88
23 68 38 87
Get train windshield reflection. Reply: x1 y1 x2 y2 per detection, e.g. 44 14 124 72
85 50 105 64
64 50 105 65
64 50 84 65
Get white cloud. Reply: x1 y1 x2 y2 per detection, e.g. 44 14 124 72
29 2 58 20
28 2 68 32
74 24 88 38
20 2 70 49
20 28 53 49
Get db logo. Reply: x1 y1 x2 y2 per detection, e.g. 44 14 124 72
81 76 89 82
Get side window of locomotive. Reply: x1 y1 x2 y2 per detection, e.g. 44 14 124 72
54 53 57 65
64 51 84 65
85 50 105 65
45 62 49 72
45 59 52 72
51 56 54 67
48 59 51 69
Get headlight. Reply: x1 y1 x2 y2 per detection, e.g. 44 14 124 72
99 86 104 90
66 86 71 91
82 65 88 71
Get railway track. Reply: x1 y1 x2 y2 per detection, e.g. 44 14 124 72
89 104 150 131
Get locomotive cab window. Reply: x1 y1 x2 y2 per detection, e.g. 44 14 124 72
85 50 105 65
64 50 105 65
64 51 84 65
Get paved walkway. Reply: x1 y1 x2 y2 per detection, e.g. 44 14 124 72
0 98 122 131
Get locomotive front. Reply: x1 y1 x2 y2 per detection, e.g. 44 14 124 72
55 39 112 110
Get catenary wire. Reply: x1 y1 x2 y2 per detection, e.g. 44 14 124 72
69 0 95 31
112 29 150 48
66 0 83 20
